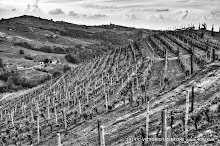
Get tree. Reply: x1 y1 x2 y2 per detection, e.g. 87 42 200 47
0 57 3 68
75 44 82 49
43 58 52 64
211 24 215 36
52 71 62 78
6 76 14 89
19 49 24 54
202 23 207 30
63 65 71 73
65 54 79 64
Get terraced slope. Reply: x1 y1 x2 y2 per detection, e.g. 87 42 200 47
0 29 220 146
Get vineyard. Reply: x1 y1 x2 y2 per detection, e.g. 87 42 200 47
0 28 220 146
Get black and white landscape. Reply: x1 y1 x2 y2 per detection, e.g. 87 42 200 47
0 0 219 146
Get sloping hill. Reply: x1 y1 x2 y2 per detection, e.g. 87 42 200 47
0 24 220 146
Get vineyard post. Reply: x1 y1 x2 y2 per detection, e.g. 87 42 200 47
53 93 55 106
161 109 167 146
74 86 77 106
95 77 97 89
11 111 14 127
47 96 50 120
0 111 2 121
102 73 104 84
132 77 135 101
136 64 139 91
105 84 108 112
206 51 208 62
15 104 17 113
190 46 194 74
101 125 105 146
63 107 67 129
22 102 24 116
212 48 215 62
54 105 58 125
165 48 168 76
98 120 101 146
79 98 82 115
68 91 70 111
57 133 62 146
37 115 40 142
191 87 194 112
145 98 150 143
86 87 89 104
185 90 190 139
31 109 34 122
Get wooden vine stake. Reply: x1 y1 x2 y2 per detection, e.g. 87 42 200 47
1 111 2 121
79 98 82 115
191 87 194 112
86 87 89 104
185 90 190 139
63 107 67 129
136 64 139 91
164 49 168 77
161 109 167 146
31 109 34 122
47 96 50 120
100 126 105 146
190 48 194 75
105 85 108 112
22 102 24 116
54 105 58 125
145 98 150 143
11 111 14 127
37 115 40 143
98 120 101 146
57 133 62 146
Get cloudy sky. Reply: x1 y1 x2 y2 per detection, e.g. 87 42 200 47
0 0 219 30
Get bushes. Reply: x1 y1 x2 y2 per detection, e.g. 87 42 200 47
63 65 71 73
53 47 65 54
40 46 52 53
65 54 80 64
19 49 24 54
0 58 3 68
52 71 62 78
43 58 52 64
24 55 33 60
15 42 33 49
15 41 66 54
13 73 51 88
0 71 51 93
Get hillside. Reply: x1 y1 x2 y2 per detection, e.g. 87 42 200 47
0 15 143 93
0 17 220 146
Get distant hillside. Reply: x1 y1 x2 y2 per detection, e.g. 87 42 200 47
0 15 148 93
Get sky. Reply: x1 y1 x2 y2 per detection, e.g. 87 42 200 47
0 0 220 30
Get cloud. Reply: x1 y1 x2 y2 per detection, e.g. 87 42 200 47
81 3 118 9
48 8 65 15
149 13 164 21
25 0 45 16
68 11 78 17
156 9 169 12
82 14 108 19
178 9 188 20
125 13 139 20
211 11 220 19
